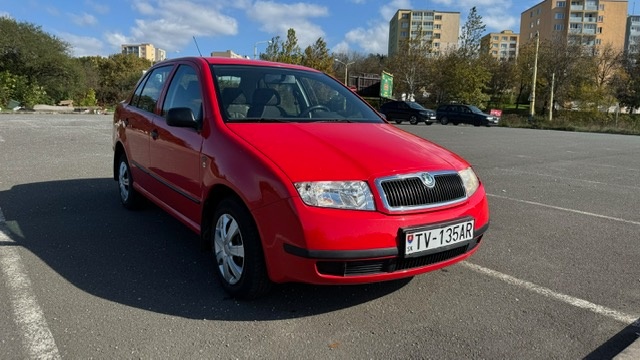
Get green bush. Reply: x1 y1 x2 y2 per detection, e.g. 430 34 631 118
499 110 640 135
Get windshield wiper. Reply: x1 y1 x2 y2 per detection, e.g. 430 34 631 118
307 119 353 123
234 118 289 123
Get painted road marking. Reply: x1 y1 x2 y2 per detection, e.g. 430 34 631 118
0 208 61 359
487 193 640 226
461 262 638 325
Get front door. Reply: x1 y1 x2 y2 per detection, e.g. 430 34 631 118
149 63 205 225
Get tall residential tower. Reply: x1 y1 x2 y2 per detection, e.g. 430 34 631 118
388 9 460 56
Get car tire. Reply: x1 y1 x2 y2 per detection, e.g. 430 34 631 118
394 119 402 124
212 197 271 299
452 121 459 126
117 153 141 209
409 116 418 125
440 116 449 125
425 121 433 126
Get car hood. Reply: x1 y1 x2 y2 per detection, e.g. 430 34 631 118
227 123 469 182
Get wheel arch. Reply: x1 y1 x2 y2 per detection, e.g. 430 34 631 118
200 184 249 251
113 142 126 181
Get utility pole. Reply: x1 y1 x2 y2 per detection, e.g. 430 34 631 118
334 58 355 85
549 72 555 122
529 32 540 122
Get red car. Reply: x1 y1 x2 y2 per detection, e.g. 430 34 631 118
112 57 490 299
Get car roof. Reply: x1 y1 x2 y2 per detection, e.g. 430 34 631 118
156 56 321 73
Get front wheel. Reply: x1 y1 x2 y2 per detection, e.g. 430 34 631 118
440 116 449 125
212 198 271 299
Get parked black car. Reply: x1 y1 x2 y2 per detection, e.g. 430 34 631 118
379 101 436 125
435 104 499 126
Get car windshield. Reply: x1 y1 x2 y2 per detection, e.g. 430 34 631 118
407 102 426 110
211 65 384 123
469 106 484 114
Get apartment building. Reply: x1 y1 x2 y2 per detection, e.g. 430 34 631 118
121 43 167 62
481 30 520 59
388 9 460 56
519 0 628 51
625 15 640 53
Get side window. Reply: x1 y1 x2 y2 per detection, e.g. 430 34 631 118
162 65 203 122
134 66 173 113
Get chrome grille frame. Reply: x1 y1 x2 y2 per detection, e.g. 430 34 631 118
375 170 467 212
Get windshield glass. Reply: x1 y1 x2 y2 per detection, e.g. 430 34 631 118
211 65 384 123
469 106 484 114
408 102 426 110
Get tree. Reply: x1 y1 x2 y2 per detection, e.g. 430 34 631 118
301 38 334 73
0 17 80 106
485 57 517 108
386 29 431 99
97 54 151 105
262 28 302 65
458 7 486 59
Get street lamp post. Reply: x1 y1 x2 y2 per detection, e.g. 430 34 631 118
529 31 540 122
334 58 355 85
254 40 272 59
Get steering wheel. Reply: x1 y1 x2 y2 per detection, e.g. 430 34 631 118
299 105 331 118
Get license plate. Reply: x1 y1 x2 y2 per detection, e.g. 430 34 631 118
404 219 474 257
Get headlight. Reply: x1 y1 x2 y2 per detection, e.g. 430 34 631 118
294 181 375 210
458 167 480 197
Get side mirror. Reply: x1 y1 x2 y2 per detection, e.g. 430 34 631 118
166 107 199 129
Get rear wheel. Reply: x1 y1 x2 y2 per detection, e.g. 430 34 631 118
440 116 449 125
409 115 418 125
212 198 271 299
394 119 402 124
117 153 140 209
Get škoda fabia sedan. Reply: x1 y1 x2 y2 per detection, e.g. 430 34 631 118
112 57 490 299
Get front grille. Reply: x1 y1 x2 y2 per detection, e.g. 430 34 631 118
316 239 479 277
377 172 466 211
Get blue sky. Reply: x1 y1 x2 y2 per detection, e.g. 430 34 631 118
0 0 544 58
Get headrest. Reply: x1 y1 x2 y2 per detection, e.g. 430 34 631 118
221 87 246 104
252 88 280 106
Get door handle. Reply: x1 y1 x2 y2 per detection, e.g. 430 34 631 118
151 129 159 140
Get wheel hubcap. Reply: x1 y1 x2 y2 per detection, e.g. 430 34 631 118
214 214 245 285
118 161 130 202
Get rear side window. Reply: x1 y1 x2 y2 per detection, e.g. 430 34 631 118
131 65 173 113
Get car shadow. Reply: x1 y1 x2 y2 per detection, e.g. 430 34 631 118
584 319 640 359
0 178 411 320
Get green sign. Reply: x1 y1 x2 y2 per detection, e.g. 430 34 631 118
380 71 393 99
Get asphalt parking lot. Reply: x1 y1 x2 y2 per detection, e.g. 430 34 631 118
0 114 638 359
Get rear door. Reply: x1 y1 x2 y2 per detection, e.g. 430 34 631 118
118 65 173 189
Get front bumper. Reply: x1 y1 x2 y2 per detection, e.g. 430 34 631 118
252 186 490 284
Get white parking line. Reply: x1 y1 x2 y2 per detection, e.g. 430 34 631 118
461 262 638 325
0 209 61 359
487 193 640 226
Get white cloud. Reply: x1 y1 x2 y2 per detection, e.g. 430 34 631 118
61 32 105 57
338 0 411 55
333 41 350 54
71 13 98 26
107 0 238 53
344 24 389 54
246 1 329 48
85 0 109 15
483 7 518 32
105 32 131 49
0 11 12 19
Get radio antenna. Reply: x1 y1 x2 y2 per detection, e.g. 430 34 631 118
193 36 203 56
